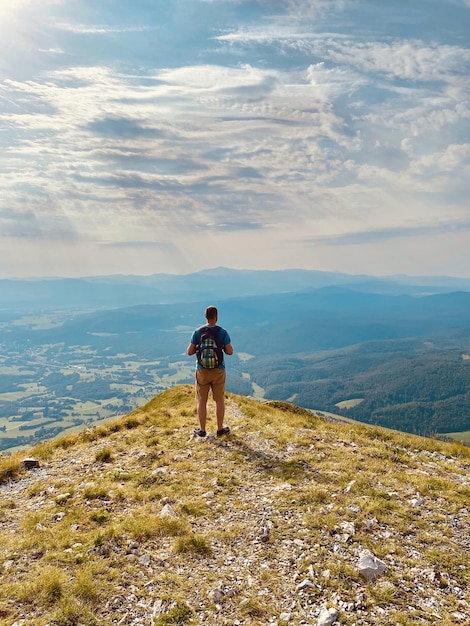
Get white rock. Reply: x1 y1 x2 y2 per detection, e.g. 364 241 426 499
152 467 168 475
317 607 339 626
348 504 361 513
340 521 355 535
452 611 469 621
357 550 387 581
409 493 424 507
138 554 151 566
159 503 177 518
296 578 314 590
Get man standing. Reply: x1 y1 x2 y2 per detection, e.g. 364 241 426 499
187 305 233 437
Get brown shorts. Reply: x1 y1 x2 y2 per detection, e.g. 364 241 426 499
195 368 226 403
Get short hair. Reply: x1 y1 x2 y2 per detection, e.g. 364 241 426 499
205 305 218 321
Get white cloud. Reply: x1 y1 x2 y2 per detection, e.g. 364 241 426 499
327 40 470 83
55 22 153 35
219 27 470 83
408 143 470 180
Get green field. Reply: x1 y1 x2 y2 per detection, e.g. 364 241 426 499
443 431 470 444
335 398 364 409
0 315 256 452
0 342 193 451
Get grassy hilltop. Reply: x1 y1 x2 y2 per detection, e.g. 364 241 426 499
0 386 469 626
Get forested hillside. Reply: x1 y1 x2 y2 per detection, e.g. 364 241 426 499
244 340 470 435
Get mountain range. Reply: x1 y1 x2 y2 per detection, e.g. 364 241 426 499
2 267 470 312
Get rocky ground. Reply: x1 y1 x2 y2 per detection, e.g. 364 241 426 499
0 389 469 626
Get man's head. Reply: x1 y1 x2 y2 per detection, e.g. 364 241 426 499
205 305 218 323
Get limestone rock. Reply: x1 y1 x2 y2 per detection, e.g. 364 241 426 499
159 503 177 518
296 578 314 591
317 607 339 626
357 550 387 581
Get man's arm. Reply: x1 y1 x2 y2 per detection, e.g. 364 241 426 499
222 328 233 355
187 329 199 356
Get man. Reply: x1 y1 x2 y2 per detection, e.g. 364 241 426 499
187 305 233 437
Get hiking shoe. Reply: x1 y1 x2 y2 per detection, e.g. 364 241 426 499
193 429 206 438
216 427 230 437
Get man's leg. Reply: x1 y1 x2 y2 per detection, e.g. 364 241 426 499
215 398 225 430
197 397 207 431
195 370 210 434
212 369 228 432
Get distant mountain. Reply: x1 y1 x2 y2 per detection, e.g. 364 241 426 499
1 267 470 312
0 278 161 312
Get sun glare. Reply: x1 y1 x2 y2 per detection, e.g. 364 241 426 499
0 1 30 21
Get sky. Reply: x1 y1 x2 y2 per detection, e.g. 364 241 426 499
0 0 469 279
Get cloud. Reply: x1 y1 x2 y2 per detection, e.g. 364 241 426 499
0 209 79 240
305 220 470 246
55 22 153 35
408 143 470 178
325 40 470 83
154 64 280 102
86 116 166 139
104 240 173 249
197 220 264 232
218 27 470 83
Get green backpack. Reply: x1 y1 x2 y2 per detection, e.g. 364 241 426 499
197 326 223 369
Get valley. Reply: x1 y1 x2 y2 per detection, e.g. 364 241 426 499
1 268 470 451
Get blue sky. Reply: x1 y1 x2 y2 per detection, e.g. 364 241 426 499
1 0 469 278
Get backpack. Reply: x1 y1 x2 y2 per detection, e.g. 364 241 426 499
197 326 223 369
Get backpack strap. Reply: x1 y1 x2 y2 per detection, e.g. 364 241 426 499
212 326 224 363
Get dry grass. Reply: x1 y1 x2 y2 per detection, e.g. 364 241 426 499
0 385 468 625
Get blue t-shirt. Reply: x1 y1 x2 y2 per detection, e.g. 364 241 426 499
190 325 231 370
